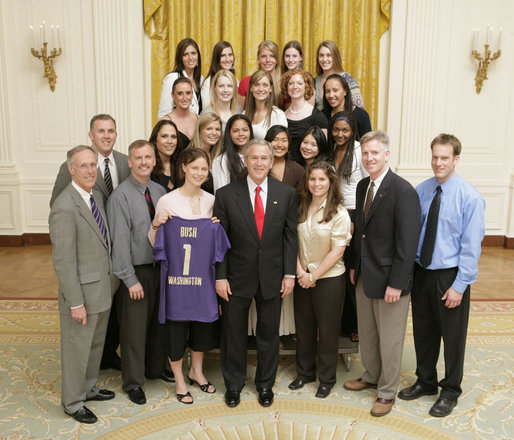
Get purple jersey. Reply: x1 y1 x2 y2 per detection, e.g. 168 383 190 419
153 216 230 323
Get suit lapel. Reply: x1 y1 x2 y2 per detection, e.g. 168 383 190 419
94 167 109 201
365 169 392 225
69 186 108 249
235 180 261 241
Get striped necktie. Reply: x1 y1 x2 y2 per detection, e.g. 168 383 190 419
90 194 108 245
104 158 113 195
145 187 155 220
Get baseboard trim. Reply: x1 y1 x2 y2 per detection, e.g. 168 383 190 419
0 234 51 246
482 235 506 247
1 233 513 248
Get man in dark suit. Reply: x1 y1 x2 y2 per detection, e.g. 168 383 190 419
344 131 421 417
50 114 130 371
49 145 117 423
214 139 297 408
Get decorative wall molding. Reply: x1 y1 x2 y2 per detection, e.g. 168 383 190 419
0 3 13 164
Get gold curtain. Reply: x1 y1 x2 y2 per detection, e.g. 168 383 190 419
144 0 390 127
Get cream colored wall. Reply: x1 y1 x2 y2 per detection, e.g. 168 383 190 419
0 0 512 238
379 0 514 238
0 0 147 235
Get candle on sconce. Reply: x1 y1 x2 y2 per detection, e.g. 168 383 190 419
473 28 479 51
29 25 34 49
56 25 61 48
40 24 43 45
50 25 55 49
498 27 503 50
42 21 47 43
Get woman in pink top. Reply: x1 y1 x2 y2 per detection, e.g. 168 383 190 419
149 148 217 405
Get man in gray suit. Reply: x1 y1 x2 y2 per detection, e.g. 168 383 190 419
49 145 117 424
50 114 130 371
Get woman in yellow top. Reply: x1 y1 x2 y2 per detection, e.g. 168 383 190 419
289 160 352 398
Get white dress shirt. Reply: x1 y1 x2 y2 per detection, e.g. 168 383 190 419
97 152 119 189
247 175 268 213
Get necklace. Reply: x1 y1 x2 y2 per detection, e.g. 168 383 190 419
288 101 307 115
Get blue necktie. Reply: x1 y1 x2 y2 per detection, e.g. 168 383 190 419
90 194 108 245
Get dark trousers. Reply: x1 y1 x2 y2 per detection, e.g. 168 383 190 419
294 274 345 386
220 286 281 391
117 264 166 391
411 265 470 400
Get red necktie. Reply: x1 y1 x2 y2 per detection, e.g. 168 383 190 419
254 186 264 239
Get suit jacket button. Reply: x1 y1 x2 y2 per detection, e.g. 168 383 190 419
362 234 366 238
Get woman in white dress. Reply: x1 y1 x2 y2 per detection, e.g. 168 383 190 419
158 38 203 118
244 70 287 139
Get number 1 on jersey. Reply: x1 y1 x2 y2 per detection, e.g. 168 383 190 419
182 243 191 275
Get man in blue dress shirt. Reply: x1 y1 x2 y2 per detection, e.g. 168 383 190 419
398 134 485 417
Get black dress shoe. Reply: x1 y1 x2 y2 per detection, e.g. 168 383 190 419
257 388 274 407
429 397 457 417
315 384 332 399
398 383 438 400
288 377 314 390
65 406 97 424
86 389 115 401
127 387 146 405
146 370 175 383
100 355 121 371
225 390 240 407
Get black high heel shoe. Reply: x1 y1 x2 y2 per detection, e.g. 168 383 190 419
188 375 216 394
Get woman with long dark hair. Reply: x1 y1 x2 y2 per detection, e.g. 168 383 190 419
265 125 304 188
290 160 351 398
201 41 237 109
149 119 185 192
158 38 203 118
212 114 254 191
323 74 371 140
297 126 330 167
314 40 363 110
328 111 368 342
160 77 198 146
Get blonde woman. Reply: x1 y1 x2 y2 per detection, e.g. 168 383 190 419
201 70 242 131
238 40 281 108
244 70 287 139
176 112 223 194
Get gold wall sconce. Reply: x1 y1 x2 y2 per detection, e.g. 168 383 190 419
471 25 502 94
29 21 62 92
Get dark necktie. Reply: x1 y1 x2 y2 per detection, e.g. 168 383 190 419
420 185 442 267
90 194 108 245
254 186 264 239
104 158 113 195
145 187 155 220
363 181 375 222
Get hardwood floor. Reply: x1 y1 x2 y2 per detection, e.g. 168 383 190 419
0 245 512 300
